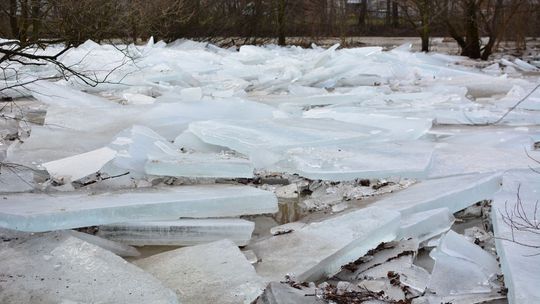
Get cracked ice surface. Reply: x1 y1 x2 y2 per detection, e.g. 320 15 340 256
135 239 266 304
0 231 178 304
0 185 277 232
492 170 540 304
278 141 434 181
373 172 502 216
249 207 401 282
110 125 254 178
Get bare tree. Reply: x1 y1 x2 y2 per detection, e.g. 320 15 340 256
398 0 437 52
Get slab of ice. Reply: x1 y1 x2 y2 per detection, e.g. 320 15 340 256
135 239 266 304
374 172 502 216
279 141 434 181
304 109 432 140
0 165 36 193
428 230 500 296
174 130 229 153
41 147 116 181
188 118 388 159
27 81 118 108
256 282 318 304
398 208 455 242
98 218 254 246
249 207 401 282
66 230 140 257
0 231 178 304
111 125 254 178
145 153 254 178
492 171 540 304
0 185 278 232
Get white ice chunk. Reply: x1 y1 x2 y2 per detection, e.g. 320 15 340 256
135 239 266 304
66 230 140 257
98 218 254 246
492 170 540 304
174 130 229 153
111 125 254 178
41 147 116 181
189 118 388 167
280 141 434 181
304 109 433 140
122 93 155 104
398 208 455 242
145 153 254 178
428 230 500 296
249 207 401 282
0 231 178 304
0 185 278 232
374 173 502 216
256 282 315 304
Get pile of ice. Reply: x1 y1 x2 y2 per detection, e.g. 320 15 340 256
1 38 540 303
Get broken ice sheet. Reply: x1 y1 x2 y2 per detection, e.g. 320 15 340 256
278 141 434 181
110 125 254 178
0 185 277 232
428 230 500 296
256 282 319 304
335 239 428 293
373 172 502 216
0 231 178 304
304 109 433 140
492 170 540 304
97 218 254 246
145 153 254 178
249 207 401 282
41 146 117 181
135 239 266 304
188 118 389 166
66 230 140 257
0 164 37 193
398 208 455 242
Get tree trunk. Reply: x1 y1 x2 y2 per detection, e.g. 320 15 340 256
30 0 41 42
358 0 367 28
420 0 430 52
9 0 20 39
277 0 286 46
392 1 399 28
461 0 481 59
385 0 391 26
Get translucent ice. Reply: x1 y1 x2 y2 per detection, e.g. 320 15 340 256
249 207 401 282
135 239 266 304
97 218 255 246
398 208 455 242
0 185 278 232
428 230 500 296
492 170 540 304
0 231 178 304
256 282 316 304
41 147 117 181
111 125 254 178
279 141 434 181
66 230 140 257
374 172 502 216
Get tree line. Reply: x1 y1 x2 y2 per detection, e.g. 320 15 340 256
1 0 539 60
